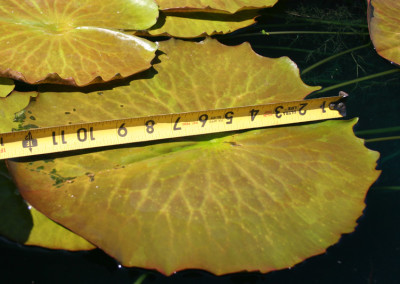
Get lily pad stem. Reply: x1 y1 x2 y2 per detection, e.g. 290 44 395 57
313 69 400 94
371 186 400 191
133 274 148 284
0 169 11 181
258 14 368 28
365 135 400 143
225 30 370 39
301 42 371 75
356 126 400 136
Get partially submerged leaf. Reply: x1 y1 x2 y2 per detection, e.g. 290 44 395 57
0 161 94 250
0 161 31 243
157 0 278 13
0 78 14 98
145 0 277 37
0 0 158 86
147 10 258 38
368 0 400 64
27 206 95 250
7 39 379 275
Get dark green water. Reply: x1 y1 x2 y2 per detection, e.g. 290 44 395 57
1 0 399 283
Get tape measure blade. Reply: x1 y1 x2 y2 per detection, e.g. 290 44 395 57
0 95 345 160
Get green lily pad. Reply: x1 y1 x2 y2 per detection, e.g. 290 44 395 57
6 39 379 275
368 0 400 64
0 78 14 98
0 0 158 86
157 0 278 13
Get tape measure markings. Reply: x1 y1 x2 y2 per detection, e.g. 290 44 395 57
0 95 346 160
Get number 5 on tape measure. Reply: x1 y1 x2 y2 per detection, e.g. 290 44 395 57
0 93 347 160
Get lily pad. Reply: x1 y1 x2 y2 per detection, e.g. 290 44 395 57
146 10 259 38
7 39 379 275
0 92 37 133
0 78 15 98
368 0 400 64
0 0 158 86
157 0 278 13
144 0 277 37
27 206 95 250
0 161 94 250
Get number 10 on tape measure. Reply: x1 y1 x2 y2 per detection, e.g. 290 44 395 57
0 94 347 160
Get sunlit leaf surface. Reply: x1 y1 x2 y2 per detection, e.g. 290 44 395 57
0 0 158 86
0 92 37 133
27 206 95 250
147 0 278 37
157 0 278 13
7 39 379 275
368 0 400 64
0 78 14 97
147 10 258 38
0 161 94 250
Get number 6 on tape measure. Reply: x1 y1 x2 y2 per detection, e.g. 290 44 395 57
0 93 347 160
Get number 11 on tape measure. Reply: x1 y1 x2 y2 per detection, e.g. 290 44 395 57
0 93 347 160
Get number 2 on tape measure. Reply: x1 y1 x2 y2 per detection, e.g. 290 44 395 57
0 94 347 160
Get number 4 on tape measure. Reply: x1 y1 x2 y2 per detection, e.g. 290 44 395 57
0 92 348 160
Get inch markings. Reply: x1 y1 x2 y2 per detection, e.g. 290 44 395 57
0 94 347 159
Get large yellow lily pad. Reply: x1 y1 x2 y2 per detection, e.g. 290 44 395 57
157 0 278 13
0 0 158 86
6 39 379 275
368 0 400 64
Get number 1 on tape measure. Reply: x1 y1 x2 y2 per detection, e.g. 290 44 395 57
0 93 347 160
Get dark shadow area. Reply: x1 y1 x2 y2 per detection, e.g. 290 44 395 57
0 161 33 243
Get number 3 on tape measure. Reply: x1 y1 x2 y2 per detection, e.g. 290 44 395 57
0 94 347 160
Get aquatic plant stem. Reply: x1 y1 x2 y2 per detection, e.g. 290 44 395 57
365 136 400 143
258 13 368 28
301 42 371 75
380 150 400 164
0 161 11 180
225 30 370 39
0 171 11 180
371 186 400 190
251 45 316 53
356 126 400 136
133 274 148 284
313 69 400 94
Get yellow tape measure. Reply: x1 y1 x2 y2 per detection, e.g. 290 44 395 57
0 94 347 160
